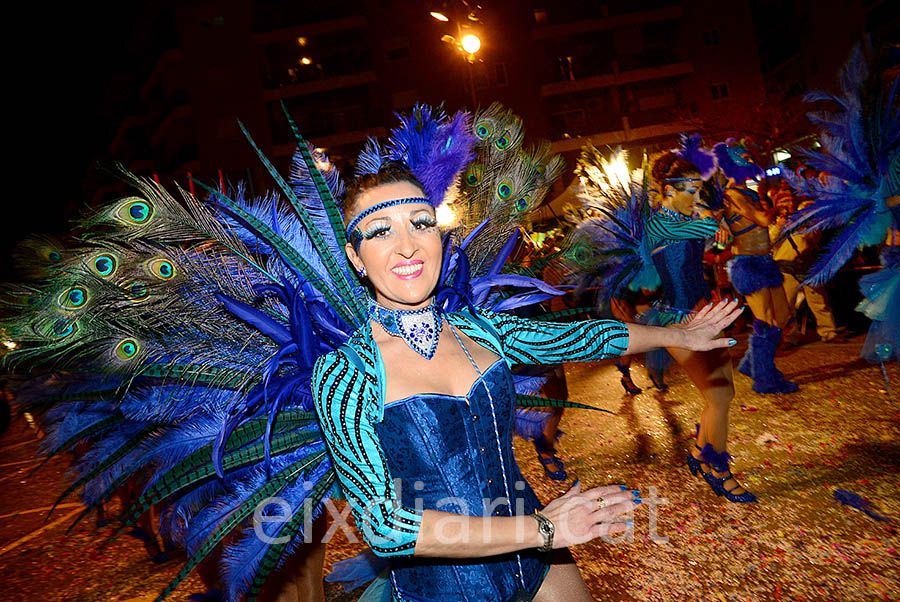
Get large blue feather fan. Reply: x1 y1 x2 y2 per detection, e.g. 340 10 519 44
784 42 899 285
2 103 577 602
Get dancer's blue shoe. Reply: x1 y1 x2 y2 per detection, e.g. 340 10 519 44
534 436 567 481
615 362 642 395
691 443 758 503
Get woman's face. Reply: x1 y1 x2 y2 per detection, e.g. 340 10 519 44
663 174 702 216
345 181 442 310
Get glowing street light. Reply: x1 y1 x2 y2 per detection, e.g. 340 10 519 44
300 57 312 65
430 11 450 21
461 34 481 54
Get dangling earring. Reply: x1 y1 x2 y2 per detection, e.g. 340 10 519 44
358 267 367 277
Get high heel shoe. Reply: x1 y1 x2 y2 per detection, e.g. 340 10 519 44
614 362 642 394
695 443 757 503
703 469 758 503
534 436 567 481
648 370 668 391
619 376 642 395
686 445 704 477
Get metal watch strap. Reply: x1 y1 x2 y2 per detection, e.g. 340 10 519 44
531 510 554 552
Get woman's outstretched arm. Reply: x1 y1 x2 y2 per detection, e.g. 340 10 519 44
623 298 742 354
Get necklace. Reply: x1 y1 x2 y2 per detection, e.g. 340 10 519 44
659 205 691 222
368 297 442 359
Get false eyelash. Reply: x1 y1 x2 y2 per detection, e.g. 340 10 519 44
412 214 437 228
362 223 391 239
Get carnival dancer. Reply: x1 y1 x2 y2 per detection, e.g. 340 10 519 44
2 105 742 602
315 158 743 601
718 140 800 393
565 136 757 504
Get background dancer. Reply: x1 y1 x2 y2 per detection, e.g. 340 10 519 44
718 141 800 393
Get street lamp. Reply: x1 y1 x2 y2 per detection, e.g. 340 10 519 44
461 34 481 55
432 4 483 107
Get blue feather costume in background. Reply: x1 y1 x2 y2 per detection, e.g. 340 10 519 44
784 43 899 367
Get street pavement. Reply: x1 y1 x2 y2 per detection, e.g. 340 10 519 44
1 334 897 601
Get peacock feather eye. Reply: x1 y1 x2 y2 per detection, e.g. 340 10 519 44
147 258 176 280
113 197 154 226
497 181 513 200
50 317 77 340
48 250 62 261
92 254 118 278
58 286 90 310
475 123 491 138
122 280 150 302
463 164 483 187
495 132 511 150
115 338 140 361
515 198 528 212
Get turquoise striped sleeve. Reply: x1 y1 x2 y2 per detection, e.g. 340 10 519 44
647 215 719 247
312 350 422 556
473 310 630 365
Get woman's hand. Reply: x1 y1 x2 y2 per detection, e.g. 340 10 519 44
674 298 743 351
540 482 637 548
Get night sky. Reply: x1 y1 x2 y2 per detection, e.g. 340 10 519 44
5 3 138 281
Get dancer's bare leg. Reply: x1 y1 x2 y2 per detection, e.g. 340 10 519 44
257 514 328 602
534 552 593 602
768 285 793 330
744 289 774 324
666 345 750 495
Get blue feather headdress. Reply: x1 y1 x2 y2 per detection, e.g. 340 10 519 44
714 139 764 183
674 133 717 180
355 104 477 207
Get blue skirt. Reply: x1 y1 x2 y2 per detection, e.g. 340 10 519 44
727 254 784 296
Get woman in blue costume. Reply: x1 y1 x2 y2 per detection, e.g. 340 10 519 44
640 149 757 503
718 141 799 394
312 160 744 601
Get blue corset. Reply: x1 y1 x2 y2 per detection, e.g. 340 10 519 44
652 239 710 310
375 360 548 601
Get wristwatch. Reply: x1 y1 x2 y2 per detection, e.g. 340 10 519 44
531 510 555 552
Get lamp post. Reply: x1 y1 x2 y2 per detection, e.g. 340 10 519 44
431 5 482 108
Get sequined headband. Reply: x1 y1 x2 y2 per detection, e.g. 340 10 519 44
345 196 430 244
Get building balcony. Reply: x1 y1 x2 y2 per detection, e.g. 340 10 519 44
549 117 696 154
150 104 193 148
110 116 150 156
540 61 693 98
531 5 682 41
253 15 368 45
263 71 378 101
140 48 185 103
271 126 387 159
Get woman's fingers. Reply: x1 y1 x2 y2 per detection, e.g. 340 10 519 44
581 484 633 500
591 520 631 539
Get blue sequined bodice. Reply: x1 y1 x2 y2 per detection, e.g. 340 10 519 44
652 238 710 310
375 360 546 601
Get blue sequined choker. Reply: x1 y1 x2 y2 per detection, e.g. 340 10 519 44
368 297 443 359
659 206 691 222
